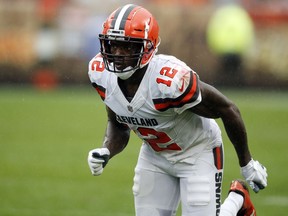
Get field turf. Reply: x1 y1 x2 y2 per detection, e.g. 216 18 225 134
0 86 287 215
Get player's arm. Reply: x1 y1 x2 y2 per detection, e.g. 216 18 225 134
88 106 130 176
102 105 131 159
190 81 267 192
190 81 251 166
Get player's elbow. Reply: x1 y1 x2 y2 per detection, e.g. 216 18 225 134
221 102 242 122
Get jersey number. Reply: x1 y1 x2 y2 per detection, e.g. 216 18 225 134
91 59 105 72
137 127 181 152
156 66 178 87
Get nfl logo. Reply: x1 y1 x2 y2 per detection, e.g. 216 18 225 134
127 105 133 112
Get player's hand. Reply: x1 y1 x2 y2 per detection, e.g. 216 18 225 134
87 148 110 176
241 159 268 193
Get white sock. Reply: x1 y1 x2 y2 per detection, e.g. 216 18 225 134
220 192 244 216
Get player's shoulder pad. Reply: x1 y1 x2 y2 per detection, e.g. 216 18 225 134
151 55 201 111
155 60 199 99
88 53 108 100
88 53 108 82
88 53 105 74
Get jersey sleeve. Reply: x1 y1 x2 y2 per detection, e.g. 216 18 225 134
153 64 202 114
88 53 107 100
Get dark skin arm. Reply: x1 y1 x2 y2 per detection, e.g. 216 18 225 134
190 81 252 167
102 106 131 159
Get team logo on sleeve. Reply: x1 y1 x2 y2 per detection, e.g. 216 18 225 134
178 78 185 92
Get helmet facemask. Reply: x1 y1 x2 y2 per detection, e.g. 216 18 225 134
99 34 155 74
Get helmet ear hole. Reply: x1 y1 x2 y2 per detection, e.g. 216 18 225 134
146 42 153 51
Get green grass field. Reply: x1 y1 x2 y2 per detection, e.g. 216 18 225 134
1 86 287 215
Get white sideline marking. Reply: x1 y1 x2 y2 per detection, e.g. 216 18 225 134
263 196 288 206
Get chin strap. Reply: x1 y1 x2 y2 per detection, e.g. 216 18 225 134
114 66 137 80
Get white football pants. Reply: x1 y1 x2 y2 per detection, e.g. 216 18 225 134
133 143 224 216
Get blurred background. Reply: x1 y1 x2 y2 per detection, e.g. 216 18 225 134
0 0 288 89
1 0 288 215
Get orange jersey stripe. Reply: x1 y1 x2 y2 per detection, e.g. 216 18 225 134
153 71 200 111
213 146 223 170
92 82 106 100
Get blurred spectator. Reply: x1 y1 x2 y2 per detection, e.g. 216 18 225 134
32 0 63 90
37 0 63 24
57 1 88 58
206 4 254 86
34 23 58 64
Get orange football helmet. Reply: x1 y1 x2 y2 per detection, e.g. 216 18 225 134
99 4 160 75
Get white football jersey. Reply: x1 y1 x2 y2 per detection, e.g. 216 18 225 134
88 53 222 163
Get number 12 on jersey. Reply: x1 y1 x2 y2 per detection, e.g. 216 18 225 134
156 66 178 87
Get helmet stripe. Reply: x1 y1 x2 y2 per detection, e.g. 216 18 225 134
113 4 137 30
110 7 121 29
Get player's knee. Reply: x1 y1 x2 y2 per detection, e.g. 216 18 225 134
132 168 155 197
186 176 211 206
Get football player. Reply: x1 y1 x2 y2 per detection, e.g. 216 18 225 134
87 4 267 216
